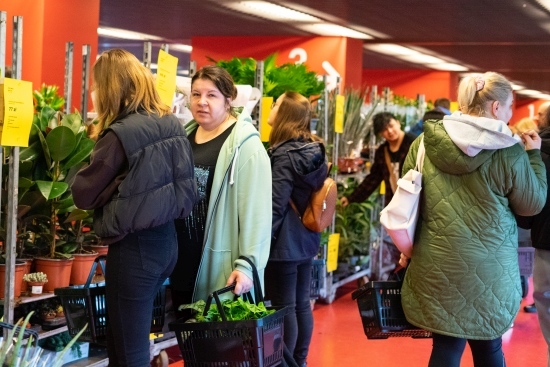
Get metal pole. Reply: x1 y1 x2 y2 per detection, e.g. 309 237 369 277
81 44 91 121
189 60 197 78
323 75 329 144
64 42 74 114
0 11 7 251
143 41 152 69
252 60 264 128
4 15 23 326
161 43 169 53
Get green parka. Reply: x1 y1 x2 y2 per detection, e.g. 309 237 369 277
401 115 547 339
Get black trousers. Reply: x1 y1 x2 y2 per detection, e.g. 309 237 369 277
429 333 506 367
105 221 177 367
264 258 313 366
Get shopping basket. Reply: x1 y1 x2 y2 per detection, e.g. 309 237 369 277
169 256 287 367
54 255 168 343
352 279 431 339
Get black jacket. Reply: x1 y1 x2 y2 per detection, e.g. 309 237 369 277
93 112 197 238
517 127 550 250
269 138 327 261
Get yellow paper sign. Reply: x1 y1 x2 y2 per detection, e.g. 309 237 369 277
1 78 33 147
155 49 178 107
334 94 345 134
326 233 340 272
259 96 273 142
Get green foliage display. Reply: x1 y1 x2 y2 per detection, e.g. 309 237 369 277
210 53 325 99
335 177 379 261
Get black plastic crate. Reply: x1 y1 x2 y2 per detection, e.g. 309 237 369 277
54 257 168 343
310 259 325 299
352 280 431 339
169 306 286 367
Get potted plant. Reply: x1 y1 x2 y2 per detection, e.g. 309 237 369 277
23 272 48 296
17 87 95 292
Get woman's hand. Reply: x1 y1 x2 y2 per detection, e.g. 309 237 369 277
399 253 410 268
522 130 542 150
226 270 253 296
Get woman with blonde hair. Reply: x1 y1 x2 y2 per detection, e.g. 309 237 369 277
400 71 547 367
72 48 197 366
265 91 327 367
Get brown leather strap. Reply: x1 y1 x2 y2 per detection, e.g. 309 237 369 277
384 147 398 194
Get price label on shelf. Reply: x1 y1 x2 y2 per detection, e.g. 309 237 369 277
334 94 345 134
326 233 340 273
260 96 273 142
1 78 33 147
155 49 178 108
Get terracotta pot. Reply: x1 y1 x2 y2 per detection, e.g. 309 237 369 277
0 261 26 298
34 257 74 293
27 281 46 296
85 245 108 275
70 252 99 285
19 258 33 294
337 157 364 173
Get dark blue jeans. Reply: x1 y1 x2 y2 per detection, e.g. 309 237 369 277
264 258 313 366
105 221 177 367
429 333 506 367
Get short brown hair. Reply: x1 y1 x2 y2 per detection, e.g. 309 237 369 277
192 65 238 117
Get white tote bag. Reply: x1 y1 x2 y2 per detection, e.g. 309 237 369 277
380 136 425 258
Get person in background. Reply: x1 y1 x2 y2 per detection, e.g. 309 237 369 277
399 72 547 367
517 106 550 366
511 117 539 135
535 101 550 125
341 112 415 264
410 97 452 136
71 48 198 366
170 65 272 314
265 92 327 367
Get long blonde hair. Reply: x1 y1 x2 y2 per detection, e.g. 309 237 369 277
457 71 512 117
91 49 171 137
269 92 318 146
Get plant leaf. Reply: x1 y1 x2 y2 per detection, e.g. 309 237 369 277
35 180 69 200
61 137 94 171
46 126 77 162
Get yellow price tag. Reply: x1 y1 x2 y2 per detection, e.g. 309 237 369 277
155 50 178 107
326 233 340 272
259 96 273 142
334 94 345 134
380 180 386 195
1 78 33 147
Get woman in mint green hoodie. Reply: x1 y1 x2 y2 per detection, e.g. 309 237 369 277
170 66 272 312
400 72 547 367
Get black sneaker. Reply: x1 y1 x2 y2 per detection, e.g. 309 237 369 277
524 303 537 313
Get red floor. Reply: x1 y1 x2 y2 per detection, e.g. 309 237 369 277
167 279 547 367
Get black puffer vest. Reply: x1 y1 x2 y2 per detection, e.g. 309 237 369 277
93 112 197 238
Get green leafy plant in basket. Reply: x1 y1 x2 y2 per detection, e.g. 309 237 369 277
179 299 275 322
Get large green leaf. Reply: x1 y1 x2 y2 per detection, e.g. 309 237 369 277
37 106 57 131
46 126 76 162
61 137 94 171
35 180 69 200
64 209 91 222
19 140 42 162
37 128 52 169
61 112 84 135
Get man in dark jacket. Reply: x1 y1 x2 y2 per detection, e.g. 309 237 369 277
517 112 550 364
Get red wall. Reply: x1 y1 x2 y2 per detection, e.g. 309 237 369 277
1 0 99 112
191 36 363 88
362 69 458 103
